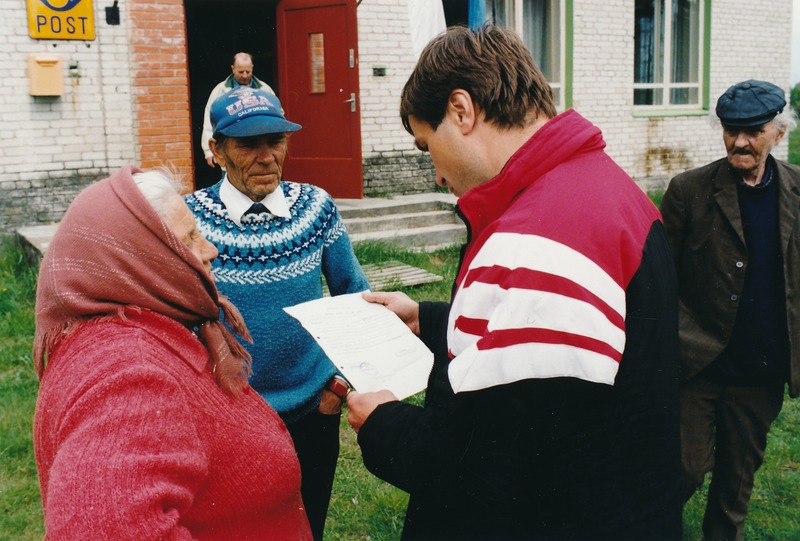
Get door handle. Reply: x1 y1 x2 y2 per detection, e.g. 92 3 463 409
343 92 356 112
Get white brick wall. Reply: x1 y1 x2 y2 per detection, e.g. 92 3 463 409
0 0 136 230
357 0 424 160
572 0 793 192
1 0 794 230
358 0 794 193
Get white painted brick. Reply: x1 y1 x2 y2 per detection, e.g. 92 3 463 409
569 0 792 189
0 0 136 217
1 0 794 229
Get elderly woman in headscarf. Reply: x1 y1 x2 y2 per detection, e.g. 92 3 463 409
33 165 312 540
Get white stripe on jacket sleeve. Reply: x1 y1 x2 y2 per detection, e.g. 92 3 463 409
448 232 626 392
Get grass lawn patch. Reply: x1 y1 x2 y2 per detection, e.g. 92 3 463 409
789 127 800 166
2 236 799 540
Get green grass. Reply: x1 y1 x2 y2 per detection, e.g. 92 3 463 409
353 241 460 302
789 126 800 166
0 238 459 541
0 238 43 541
323 242 460 540
648 189 664 208
682 394 800 540
2 233 800 540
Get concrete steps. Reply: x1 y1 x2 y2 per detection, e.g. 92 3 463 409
15 193 467 267
16 223 58 266
337 193 466 252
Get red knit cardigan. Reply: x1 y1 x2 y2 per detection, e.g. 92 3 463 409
34 309 312 540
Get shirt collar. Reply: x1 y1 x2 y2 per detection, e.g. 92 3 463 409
219 177 291 226
229 76 257 89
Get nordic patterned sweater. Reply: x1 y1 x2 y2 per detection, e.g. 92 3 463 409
185 181 369 423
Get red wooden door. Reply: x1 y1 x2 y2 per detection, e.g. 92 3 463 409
277 0 363 198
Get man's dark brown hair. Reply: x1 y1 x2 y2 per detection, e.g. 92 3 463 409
400 24 557 134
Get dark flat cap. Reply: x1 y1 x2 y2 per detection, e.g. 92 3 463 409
715 80 786 127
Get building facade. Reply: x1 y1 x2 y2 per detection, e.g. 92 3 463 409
0 0 794 233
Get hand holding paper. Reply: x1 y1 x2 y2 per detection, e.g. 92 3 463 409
284 292 434 399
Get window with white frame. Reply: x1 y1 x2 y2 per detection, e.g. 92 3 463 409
483 0 566 109
634 0 704 108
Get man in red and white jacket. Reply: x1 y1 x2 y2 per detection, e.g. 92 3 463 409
347 25 682 541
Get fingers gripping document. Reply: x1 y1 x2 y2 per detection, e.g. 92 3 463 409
284 292 433 400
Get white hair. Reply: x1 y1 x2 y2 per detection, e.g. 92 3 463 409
772 108 798 134
131 167 185 219
709 107 798 138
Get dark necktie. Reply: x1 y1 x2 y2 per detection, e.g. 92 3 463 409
244 202 268 216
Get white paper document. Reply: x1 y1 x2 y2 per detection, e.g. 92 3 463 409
284 292 433 399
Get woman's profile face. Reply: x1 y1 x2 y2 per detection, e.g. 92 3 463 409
164 196 218 276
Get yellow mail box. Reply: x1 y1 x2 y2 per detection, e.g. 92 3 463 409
29 54 64 96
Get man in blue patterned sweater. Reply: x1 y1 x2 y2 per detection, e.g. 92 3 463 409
185 86 369 541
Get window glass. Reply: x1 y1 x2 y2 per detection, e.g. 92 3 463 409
670 0 700 85
523 0 560 90
485 0 565 109
308 33 325 94
634 0 704 108
486 0 512 26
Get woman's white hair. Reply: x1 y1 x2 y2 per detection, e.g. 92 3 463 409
131 167 186 219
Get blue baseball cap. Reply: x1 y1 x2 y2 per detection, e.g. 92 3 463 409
211 87 301 137
715 80 786 128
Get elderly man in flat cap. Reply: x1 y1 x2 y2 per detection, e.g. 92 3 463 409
660 80 800 540
185 86 369 541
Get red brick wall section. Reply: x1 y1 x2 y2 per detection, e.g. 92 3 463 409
130 0 194 190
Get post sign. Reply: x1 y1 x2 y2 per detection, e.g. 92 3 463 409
27 0 96 41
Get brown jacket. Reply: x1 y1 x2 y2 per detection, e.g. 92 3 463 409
661 156 800 397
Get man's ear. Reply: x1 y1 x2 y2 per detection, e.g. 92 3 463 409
774 128 786 147
209 138 226 166
447 89 477 134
